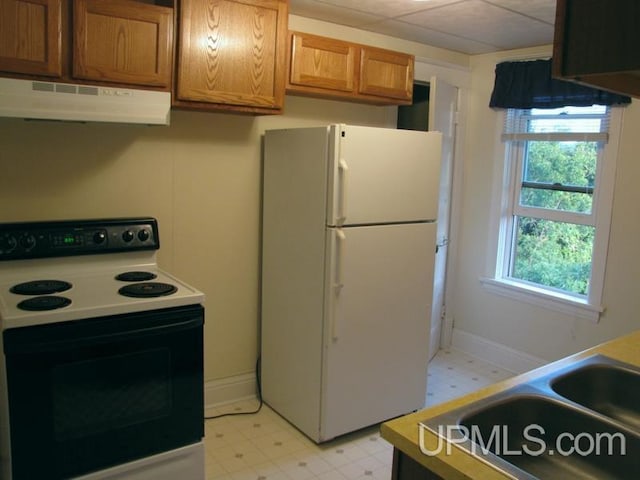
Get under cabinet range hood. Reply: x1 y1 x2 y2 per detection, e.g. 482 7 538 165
0 77 171 125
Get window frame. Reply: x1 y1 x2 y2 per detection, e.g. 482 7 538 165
482 106 624 323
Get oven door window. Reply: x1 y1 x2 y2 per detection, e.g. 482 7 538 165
52 347 172 441
3 305 204 480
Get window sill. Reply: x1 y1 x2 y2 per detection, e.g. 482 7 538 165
480 277 603 323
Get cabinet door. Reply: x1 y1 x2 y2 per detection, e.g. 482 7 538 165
0 0 63 77
552 0 640 98
176 0 287 112
359 46 413 102
73 0 173 88
288 31 356 93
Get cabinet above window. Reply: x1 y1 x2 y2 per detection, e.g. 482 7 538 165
552 0 640 98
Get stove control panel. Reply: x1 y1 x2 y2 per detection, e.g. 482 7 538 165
0 218 159 261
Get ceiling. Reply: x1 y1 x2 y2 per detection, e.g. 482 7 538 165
288 0 557 55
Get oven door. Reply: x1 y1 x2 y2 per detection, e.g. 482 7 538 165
3 304 204 480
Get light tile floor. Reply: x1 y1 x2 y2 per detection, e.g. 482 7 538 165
203 349 514 480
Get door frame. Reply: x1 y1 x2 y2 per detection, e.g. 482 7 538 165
413 60 470 355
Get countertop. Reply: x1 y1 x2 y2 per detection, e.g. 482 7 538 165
380 330 640 479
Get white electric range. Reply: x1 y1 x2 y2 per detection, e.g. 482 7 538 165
0 218 205 480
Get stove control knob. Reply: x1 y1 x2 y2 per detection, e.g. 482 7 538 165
138 229 150 242
19 234 36 250
122 230 135 242
0 234 18 254
93 231 107 245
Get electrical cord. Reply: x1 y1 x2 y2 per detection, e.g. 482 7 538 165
205 356 263 420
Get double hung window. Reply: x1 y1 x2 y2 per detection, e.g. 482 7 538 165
488 104 622 320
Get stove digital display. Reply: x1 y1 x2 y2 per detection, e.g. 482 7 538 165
52 233 84 248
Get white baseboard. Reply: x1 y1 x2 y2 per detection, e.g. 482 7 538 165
451 328 547 374
204 373 257 409
204 331 546 408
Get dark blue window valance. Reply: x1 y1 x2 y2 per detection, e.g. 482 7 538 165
489 59 632 109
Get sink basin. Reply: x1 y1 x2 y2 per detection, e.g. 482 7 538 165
459 395 638 480
420 355 640 479
551 364 640 431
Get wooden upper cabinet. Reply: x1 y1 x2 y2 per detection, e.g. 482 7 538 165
552 0 640 98
175 0 288 114
0 0 173 89
286 31 414 105
359 46 413 101
73 0 173 88
289 32 356 93
0 0 63 77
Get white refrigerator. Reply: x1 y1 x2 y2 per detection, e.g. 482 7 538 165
261 124 442 442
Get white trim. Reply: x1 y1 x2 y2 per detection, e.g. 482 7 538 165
480 276 603 322
589 107 624 309
441 315 455 349
451 328 547 374
501 132 608 142
413 64 470 356
204 373 256 409
512 205 595 226
442 86 468 350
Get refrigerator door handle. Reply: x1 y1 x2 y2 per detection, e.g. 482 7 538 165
332 228 346 340
337 159 349 225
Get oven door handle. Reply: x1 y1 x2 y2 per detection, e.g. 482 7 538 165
4 314 203 355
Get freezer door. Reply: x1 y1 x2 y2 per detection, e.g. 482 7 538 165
321 222 435 441
327 125 442 226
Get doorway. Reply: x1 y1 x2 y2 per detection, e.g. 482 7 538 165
398 83 430 131
397 79 458 361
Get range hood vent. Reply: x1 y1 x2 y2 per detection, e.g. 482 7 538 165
0 77 171 125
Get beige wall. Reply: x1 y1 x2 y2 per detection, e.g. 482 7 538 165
450 46 640 361
0 96 398 382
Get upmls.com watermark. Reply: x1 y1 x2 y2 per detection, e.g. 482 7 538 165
419 423 627 457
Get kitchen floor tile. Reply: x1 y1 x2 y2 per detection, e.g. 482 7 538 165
204 348 514 479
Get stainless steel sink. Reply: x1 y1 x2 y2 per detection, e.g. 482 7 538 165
551 363 640 431
460 394 638 479
420 355 640 479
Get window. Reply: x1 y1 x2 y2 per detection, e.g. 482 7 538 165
484 104 623 321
